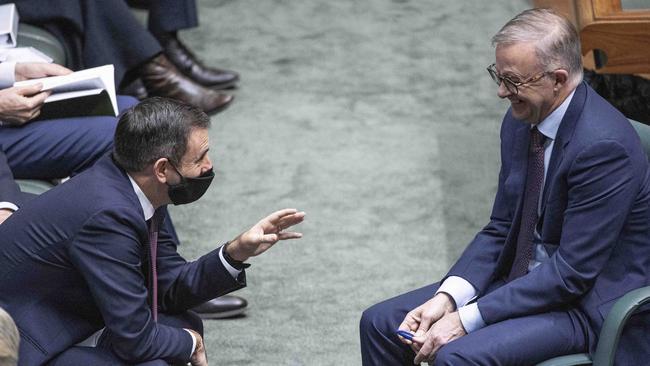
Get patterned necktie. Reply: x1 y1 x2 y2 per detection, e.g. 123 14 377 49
508 127 546 281
147 209 164 322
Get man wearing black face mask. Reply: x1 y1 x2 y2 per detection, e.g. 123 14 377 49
165 163 215 205
0 97 306 365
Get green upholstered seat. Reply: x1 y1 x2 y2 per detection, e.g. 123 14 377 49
16 179 55 195
16 23 66 66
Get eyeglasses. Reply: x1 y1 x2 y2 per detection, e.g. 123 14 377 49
487 63 552 95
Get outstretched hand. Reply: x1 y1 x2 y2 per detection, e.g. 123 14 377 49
226 208 305 262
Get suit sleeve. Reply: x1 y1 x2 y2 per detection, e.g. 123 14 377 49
444 119 515 293
154 209 246 313
0 148 23 206
477 140 639 324
67 208 193 364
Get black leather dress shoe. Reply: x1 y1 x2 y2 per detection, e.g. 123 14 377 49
140 54 234 115
163 37 239 90
191 295 248 319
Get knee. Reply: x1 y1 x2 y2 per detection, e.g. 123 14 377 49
117 95 139 112
76 118 116 156
359 303 389 340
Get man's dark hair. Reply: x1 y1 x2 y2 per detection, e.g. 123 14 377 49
113 97 210 172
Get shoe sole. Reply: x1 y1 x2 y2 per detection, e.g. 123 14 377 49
206 80 239 91
195 307 247 319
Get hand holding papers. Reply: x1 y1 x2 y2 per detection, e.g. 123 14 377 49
14 64 118 118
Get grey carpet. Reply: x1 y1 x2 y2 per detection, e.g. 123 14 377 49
168 0 530 364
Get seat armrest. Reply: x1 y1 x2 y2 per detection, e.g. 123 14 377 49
16 23 67 66
536 353 592 366
591 286 650 366
16 179 54 195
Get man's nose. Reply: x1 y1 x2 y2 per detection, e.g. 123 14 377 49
496 80 512 99
202 156 213 173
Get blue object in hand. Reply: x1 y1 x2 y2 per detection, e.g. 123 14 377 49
396 330 414 341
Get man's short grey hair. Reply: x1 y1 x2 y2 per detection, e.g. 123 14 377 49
492 8 583 85
0 307 18 366
113 97 211 173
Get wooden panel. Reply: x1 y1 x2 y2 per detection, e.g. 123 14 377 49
534 0 650 74
581 21 650 73
593 0 622 15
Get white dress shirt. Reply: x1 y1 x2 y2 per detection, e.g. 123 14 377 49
437 90 576 333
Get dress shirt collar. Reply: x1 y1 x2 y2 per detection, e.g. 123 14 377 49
534 89 576 140
127 174 155 221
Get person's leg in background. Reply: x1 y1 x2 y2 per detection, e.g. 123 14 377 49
2 0 233 115
145 0 240 90
0 96 139 181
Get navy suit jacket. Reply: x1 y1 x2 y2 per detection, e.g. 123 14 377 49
0 149 24 206
447 83 650 352
0 154 245 365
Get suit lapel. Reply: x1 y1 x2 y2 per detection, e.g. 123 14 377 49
512 123 531 204
502 122 531 258
540 82 588 215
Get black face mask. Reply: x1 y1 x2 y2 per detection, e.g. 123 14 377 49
167 164 215 205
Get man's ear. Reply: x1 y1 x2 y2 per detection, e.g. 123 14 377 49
152 158 170 184
552 69 569 90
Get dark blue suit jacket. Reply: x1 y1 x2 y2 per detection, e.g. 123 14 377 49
447 83 650 355
0 155 245 365
0 150 24 206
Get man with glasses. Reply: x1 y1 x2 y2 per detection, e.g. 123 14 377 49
360 8 650 365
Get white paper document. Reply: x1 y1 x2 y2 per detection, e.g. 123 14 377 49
14 64 118 117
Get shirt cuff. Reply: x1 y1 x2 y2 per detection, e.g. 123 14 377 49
436 276 477 308
219 245 242 279
0 202 18 211
184 329 196 359
0 61 16 89
458 302 486 333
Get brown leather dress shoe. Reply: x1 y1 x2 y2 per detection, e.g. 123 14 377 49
191 295 248 319
140 54 234 115
164 37 240 90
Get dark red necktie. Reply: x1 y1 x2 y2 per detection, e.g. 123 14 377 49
147 209 163 322
508 127 546 281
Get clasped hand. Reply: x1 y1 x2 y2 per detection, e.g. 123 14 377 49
397 293 467 364
225 208 306 262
